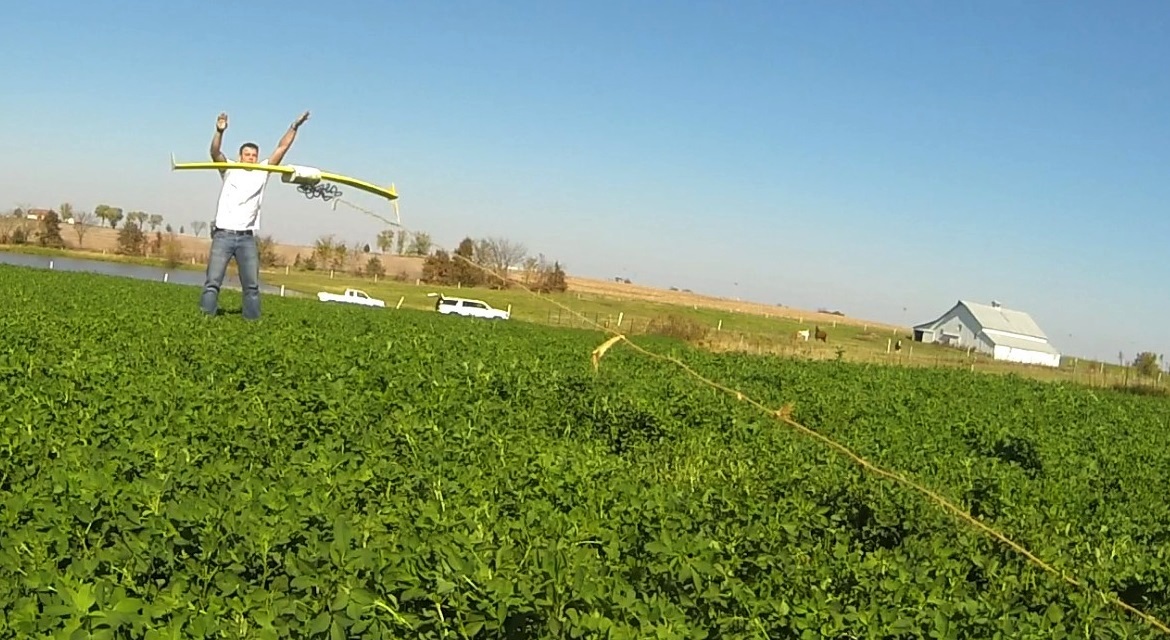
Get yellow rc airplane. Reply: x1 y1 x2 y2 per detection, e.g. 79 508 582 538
169 153 401 226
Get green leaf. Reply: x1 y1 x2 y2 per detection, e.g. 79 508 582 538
309 612 331 635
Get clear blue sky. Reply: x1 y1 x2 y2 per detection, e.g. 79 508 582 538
4 0 1170 363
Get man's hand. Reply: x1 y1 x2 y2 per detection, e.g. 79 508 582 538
211 113 228 169
270 111 310 165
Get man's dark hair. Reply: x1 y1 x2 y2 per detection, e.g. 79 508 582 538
239 142 259 154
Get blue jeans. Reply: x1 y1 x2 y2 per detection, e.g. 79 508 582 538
200 228 261 319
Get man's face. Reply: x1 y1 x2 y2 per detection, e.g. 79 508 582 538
239 146 259 163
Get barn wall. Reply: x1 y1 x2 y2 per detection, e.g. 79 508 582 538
974 332 996 354
923 305 986 352
993 345 1061 368
983 328 1050 346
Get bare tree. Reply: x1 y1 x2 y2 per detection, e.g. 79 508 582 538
521 255 540 285
313 234 339 268
348 241 365 273
331 243 348 271
474 239 494 266
406 231 432 256
189 220 209 237
376 228 395 254
72 210 94 247
161 233 184 269
475 236 527 281
257 235 283 268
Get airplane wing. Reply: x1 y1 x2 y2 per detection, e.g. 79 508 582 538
170 154 397 201
170 155 296 176
318 172 398 201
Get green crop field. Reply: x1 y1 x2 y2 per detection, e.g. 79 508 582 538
3 264 1170 639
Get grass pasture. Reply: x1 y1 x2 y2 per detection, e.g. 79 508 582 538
3 264 1170 637
270 268 1149 389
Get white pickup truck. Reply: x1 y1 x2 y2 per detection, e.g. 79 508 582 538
317 288 386 308
429 293 510 320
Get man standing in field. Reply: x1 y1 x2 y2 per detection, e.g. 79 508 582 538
199 110 310 319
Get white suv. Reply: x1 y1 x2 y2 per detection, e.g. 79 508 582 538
429 293 510 320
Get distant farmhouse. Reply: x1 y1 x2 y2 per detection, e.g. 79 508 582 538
24 208 75 224
913 300 1061 368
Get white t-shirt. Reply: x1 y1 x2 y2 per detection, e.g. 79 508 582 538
213 159 272 231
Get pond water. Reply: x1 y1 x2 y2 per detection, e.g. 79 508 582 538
0 251 292 296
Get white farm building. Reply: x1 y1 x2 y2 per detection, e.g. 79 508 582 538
912 300 1061 368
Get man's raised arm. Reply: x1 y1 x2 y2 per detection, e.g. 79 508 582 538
268 111 311 166
210 112 228 177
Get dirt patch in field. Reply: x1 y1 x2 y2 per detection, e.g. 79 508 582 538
565 276 898 330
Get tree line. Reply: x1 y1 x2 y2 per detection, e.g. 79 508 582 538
6 204 445 258
300 232 566 293
420 236 566 293
4 204 567 293
3 204 210 248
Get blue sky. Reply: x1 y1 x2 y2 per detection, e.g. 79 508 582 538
4 0 1170 363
